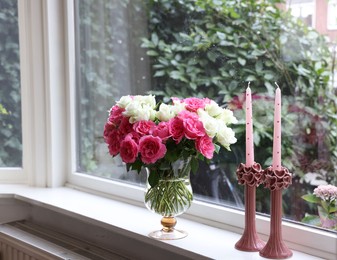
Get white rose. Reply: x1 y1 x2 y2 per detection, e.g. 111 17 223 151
134 95 156 108
205 100 223 117
116 95 132 108
198 109 219 138
133 105 154 122
217 109 238 125
172 102 186 114
216 122 237 149
123 101 141 121
127 105 155 123
157 104 176 121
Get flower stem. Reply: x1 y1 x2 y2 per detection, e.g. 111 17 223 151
145 178 193 216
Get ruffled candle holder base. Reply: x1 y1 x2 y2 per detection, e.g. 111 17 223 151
260 166 293 259
235 162 266 251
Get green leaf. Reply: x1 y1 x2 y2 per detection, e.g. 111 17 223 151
129 159 143 173
302 194 321 204
146 50 159 56
148 170 160 188
238 57 246 66
169 70 182 80
151 33 159 46
214 143 221 153
255 60 263 72
246 75 257 81
189 82 197 90
264 73 274 80
154 70 165 77
191 157 199 174
165 147 179 162
251 49 266 56
219 40 234 46
216 32 226 40
301 214 321 226
229 8 240 19
328 204 337 214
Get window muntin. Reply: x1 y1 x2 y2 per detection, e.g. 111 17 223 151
0 0 22 167
74 0 337 232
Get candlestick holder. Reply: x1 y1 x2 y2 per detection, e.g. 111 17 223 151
235 162 266 251
259 166 293 259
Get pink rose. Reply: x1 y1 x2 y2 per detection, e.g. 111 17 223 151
196 135 214 159
109 105 125 125
103 121 115 140
105 129 123 156
203 98 212 105
120 135 138 163
119 116 133 135
178 111 205 140
183 97 206 112
152 122 171 141
133 120 156 135
171 97 182 103
127 131 141 144
139 135 167 164
168 117 184 143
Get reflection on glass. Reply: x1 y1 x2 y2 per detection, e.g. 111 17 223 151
0 0 22 167
75 0 337 231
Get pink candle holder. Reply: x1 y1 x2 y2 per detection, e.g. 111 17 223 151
260 166 293 259
235 162 266 251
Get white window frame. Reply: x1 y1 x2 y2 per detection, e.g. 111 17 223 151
0 0 35 184
327 0 337 30
4 0 336 259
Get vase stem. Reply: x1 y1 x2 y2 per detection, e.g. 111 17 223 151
148 216 187 240
161 216 176 232
235 185 265 251
260 190 292 259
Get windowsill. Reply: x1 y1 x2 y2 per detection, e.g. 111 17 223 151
0 184 329 259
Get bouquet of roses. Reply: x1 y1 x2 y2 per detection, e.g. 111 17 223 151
104 94 237 180
104 95 237 215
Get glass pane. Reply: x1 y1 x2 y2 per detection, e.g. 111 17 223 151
0 0 22 167
75 0 337 231
75 0 150 184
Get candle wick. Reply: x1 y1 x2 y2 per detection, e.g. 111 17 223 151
275 82 280 89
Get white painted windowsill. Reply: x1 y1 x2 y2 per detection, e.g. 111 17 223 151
0 184 328 259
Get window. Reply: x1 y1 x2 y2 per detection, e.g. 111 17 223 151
0 0 22 168
74 0 150 186
0 0 330 258
73 0 337 234
287 0 314 27
327 0 337 29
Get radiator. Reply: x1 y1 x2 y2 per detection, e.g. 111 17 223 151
0 239 57 260
0 221 128 260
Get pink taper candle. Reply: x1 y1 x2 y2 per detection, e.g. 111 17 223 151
246 83 254 167
260 83 292 259
272 84 281 171
235 82 265 252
